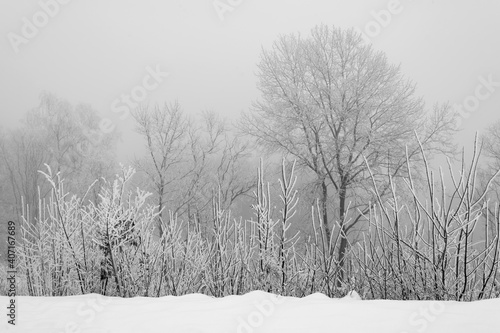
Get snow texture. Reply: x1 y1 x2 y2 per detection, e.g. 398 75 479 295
2 291 499 332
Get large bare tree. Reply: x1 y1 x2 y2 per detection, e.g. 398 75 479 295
241 24 455 283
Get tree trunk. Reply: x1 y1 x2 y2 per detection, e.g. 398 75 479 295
321 179 331 248
336 183 348 287
157 180 165 237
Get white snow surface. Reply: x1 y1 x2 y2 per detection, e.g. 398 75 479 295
2 291 499 332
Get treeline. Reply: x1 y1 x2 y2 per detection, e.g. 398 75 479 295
1 24 500 300
2 143 499 300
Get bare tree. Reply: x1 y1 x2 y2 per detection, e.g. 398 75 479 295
180 111 255 228
133 103 255 236
0 126 48 220
479 120 500 233
482 120 500 172
240 24 455 284
132 102 190 235
214 130 255 209
0 92 117 222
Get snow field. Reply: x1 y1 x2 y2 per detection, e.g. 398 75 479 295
2 291 499 332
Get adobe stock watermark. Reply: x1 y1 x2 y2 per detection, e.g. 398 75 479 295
7 0 73 54
402 301 445 333
54 294 112 333
76 64 169 157
454 75 499 130
357 0 413 44
213 0 243 21
236 294 284 333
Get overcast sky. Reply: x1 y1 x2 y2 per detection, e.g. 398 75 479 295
1 0 499 162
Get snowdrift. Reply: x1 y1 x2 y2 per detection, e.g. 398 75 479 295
2 291 499 332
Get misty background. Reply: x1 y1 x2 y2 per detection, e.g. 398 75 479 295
1 0 499 162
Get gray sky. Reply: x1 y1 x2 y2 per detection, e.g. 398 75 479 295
1 0 499 162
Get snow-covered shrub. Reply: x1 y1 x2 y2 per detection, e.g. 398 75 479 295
14 145 500 301
353 138 500 300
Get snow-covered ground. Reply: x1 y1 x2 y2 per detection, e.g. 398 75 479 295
2 291 499 332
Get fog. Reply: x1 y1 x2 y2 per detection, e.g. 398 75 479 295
1 0 499 162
